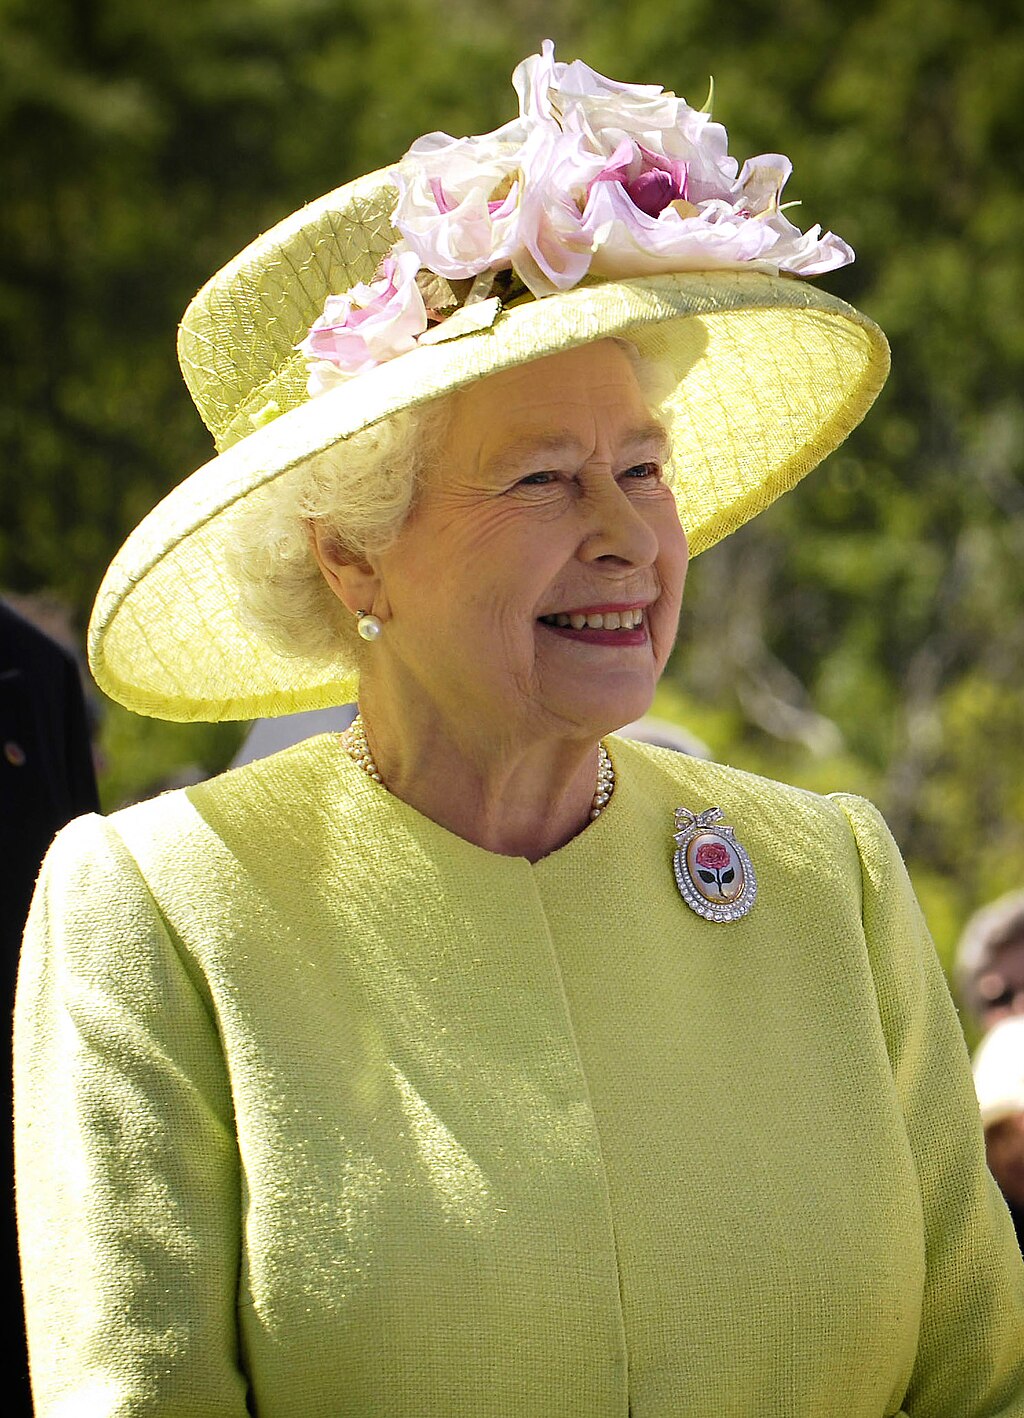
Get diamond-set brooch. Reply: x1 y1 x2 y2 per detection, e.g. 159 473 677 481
672 805 757 923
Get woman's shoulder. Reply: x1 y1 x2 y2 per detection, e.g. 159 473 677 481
45 733 346 889
613 733 844 814
611 735 897 868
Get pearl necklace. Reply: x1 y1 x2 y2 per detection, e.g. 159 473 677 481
341 714 616 821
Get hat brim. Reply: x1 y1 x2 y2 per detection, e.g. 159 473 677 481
89 268 888 722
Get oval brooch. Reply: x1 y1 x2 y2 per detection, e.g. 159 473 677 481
672 805 757 923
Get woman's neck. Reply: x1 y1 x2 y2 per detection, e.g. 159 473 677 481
350 688 609 862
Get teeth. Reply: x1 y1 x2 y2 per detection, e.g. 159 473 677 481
541 608 647 630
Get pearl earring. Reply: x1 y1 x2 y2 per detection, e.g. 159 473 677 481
355 610 383 641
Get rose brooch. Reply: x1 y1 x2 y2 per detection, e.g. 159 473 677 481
672 806 757 923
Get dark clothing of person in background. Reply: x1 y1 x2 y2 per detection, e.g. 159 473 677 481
2 600 99 1417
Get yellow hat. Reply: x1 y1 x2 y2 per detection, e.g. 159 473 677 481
88 45 889 723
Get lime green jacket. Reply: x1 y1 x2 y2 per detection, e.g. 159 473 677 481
15 735 1024 1416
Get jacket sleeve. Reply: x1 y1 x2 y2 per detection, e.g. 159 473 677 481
14 813 251 1417
833 793 1024 1417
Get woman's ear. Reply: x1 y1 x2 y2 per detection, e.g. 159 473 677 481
307 522 382 618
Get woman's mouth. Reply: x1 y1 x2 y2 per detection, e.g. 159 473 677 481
537 605 649 646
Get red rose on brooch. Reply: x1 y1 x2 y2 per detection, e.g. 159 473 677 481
693 838 737 898
695 841 731 870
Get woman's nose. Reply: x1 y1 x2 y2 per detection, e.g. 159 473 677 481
578 479 659 568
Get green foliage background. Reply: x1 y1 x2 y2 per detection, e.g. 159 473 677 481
2 0 1022 983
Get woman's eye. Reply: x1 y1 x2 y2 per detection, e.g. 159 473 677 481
516 471 557 487
621 462 661 481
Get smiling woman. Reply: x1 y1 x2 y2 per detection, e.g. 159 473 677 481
14 42 1024 1418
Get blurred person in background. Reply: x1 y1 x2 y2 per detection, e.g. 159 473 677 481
14 45 1024 1418
956 890 1024 1035
2 597 99 1417
957 893 1024 1253
974 1016 1024 1251
1 598 100 949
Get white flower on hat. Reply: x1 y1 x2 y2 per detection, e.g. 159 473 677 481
507 122 609 295
390 125 524 281
732 154 855 275
513 40 738 203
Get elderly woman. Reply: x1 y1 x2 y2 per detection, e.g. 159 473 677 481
15 44 1024 1418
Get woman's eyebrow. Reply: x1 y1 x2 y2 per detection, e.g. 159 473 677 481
484 422 669 478
622 421 671 459
483 432 588 479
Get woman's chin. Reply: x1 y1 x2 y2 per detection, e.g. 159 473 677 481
542 680 658 740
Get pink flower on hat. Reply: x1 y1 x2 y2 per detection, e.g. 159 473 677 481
598 143 690 218
512 41 852 280
581 173 776 281
302 42 856 386
298 250 427 394
514 43 735 189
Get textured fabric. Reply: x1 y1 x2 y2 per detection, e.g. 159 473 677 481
15 736 1024 1416
86 161 889 723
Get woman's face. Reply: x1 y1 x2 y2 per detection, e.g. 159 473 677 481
365 340 689 743
976 937 1024 1029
